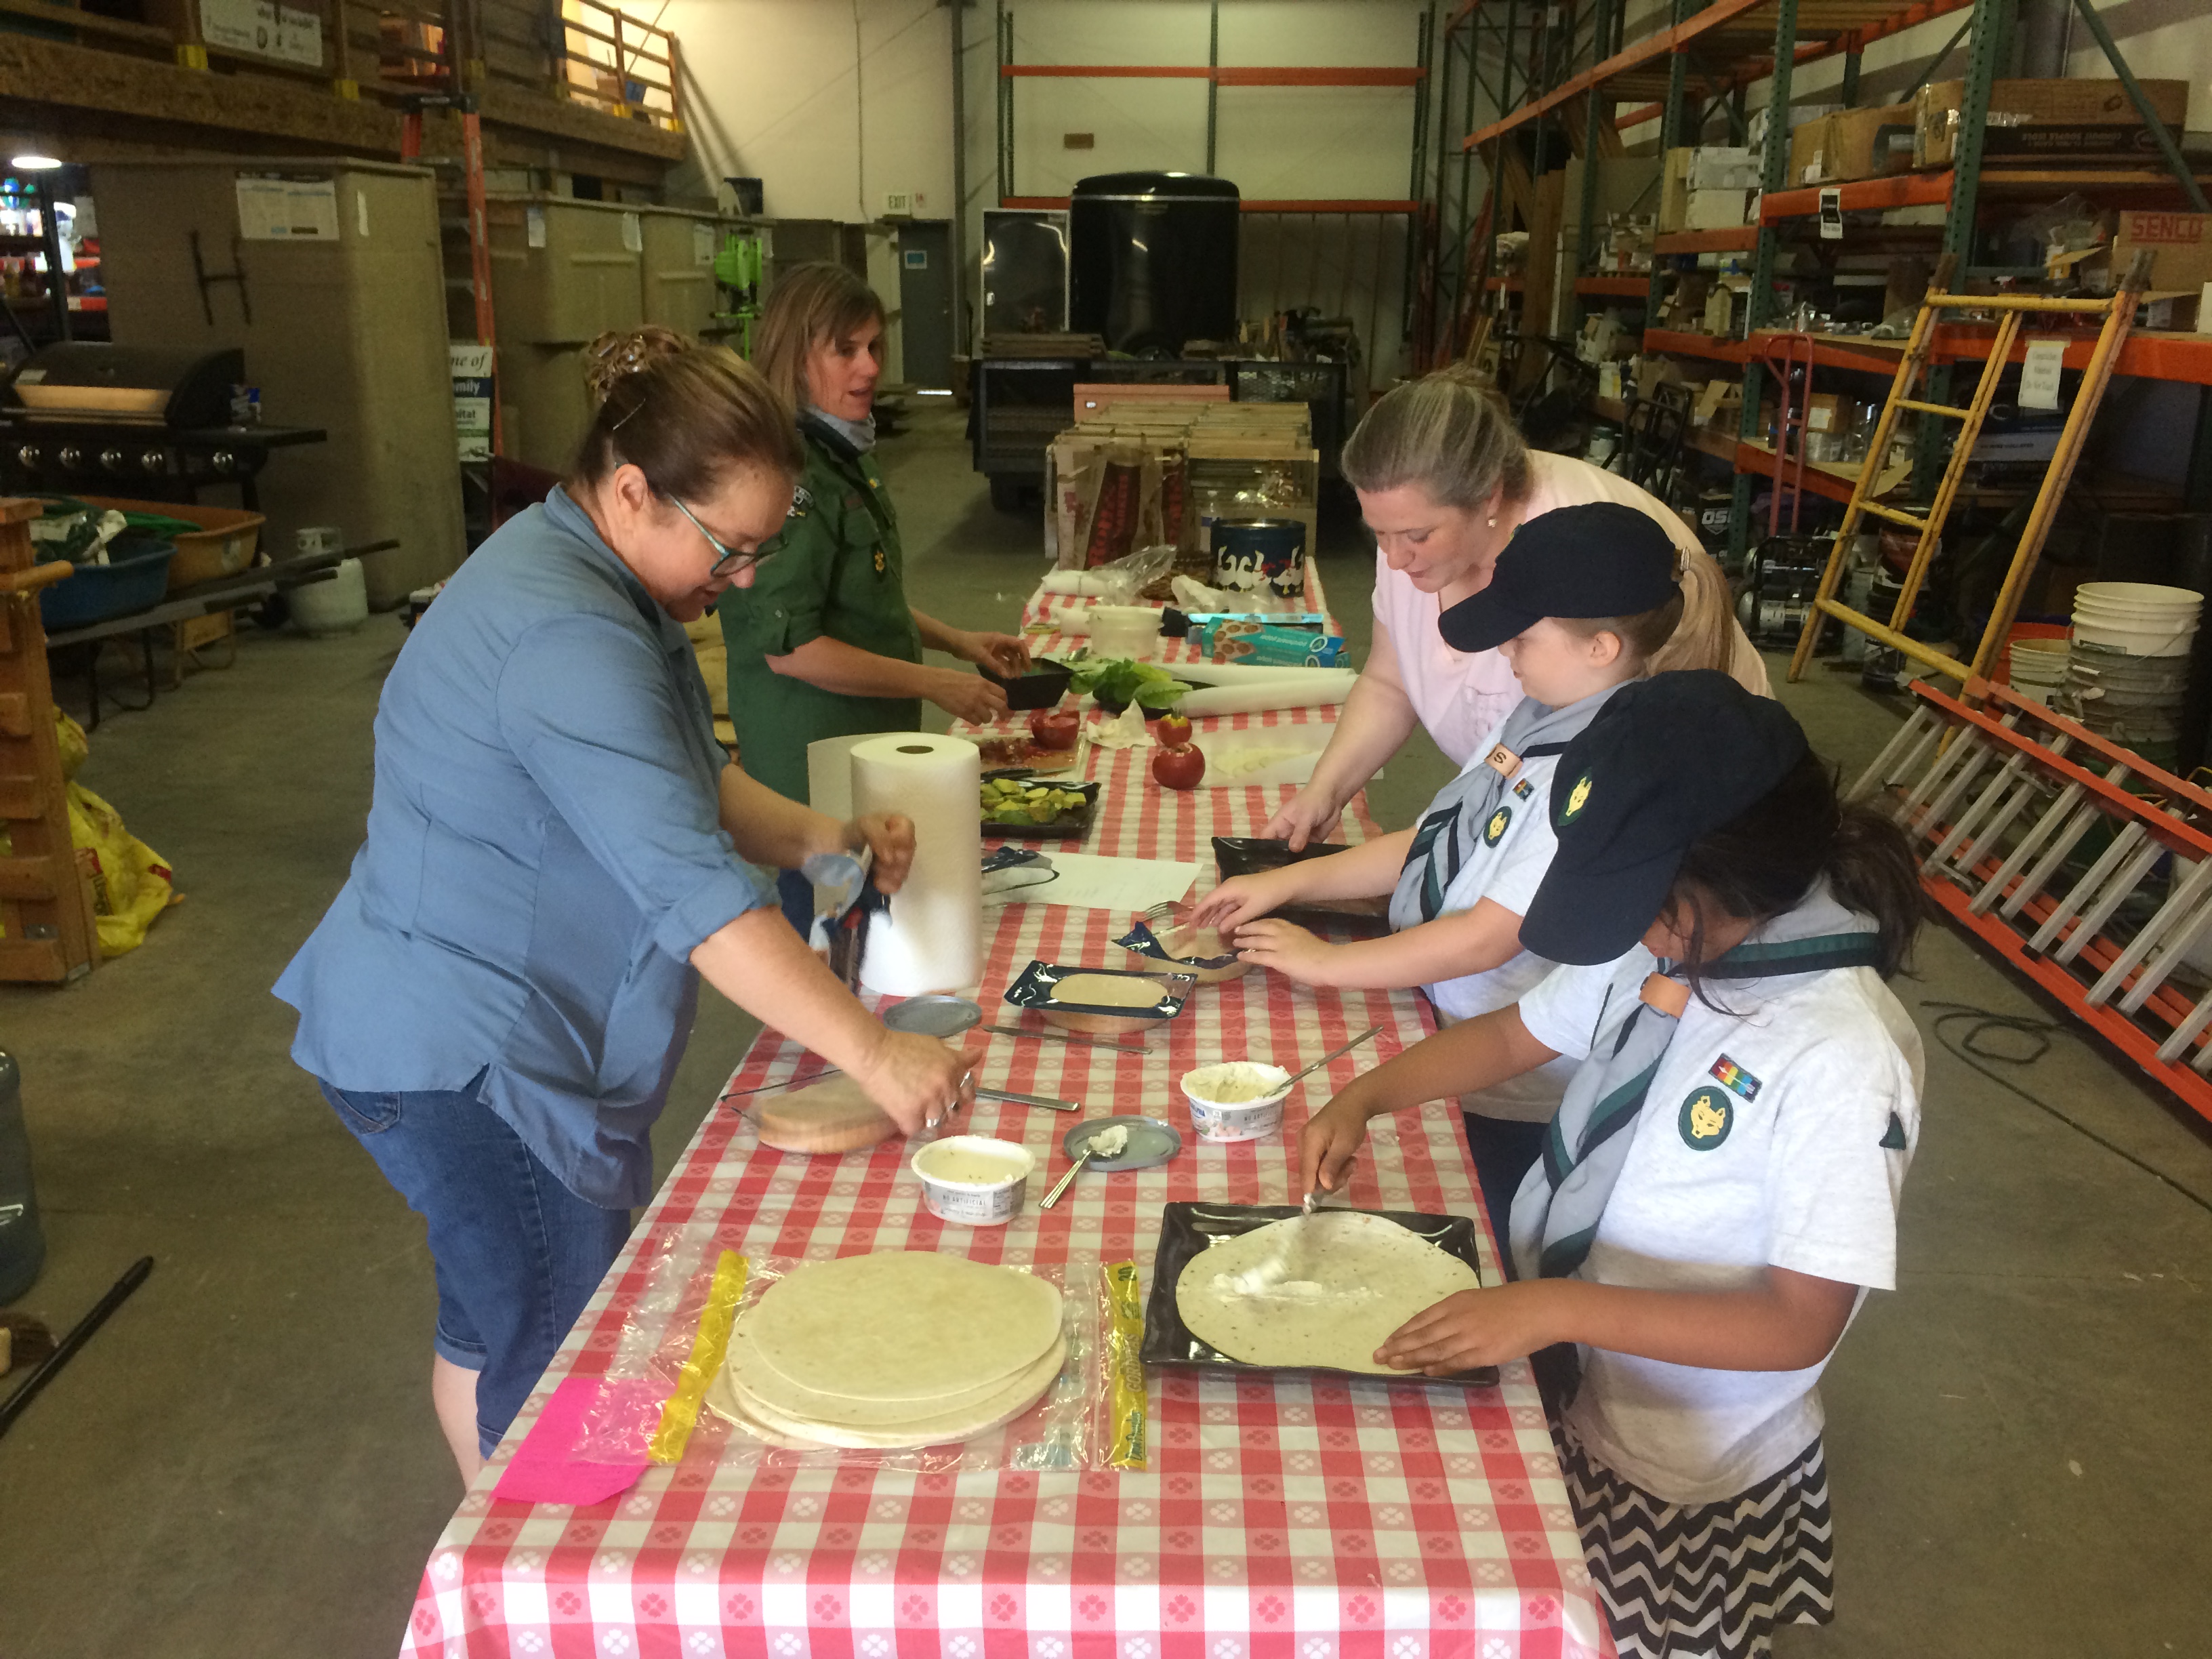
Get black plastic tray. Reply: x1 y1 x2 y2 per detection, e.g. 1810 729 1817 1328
1139 1201 1497 1387
984 775 1100 840
1210 836 1391 933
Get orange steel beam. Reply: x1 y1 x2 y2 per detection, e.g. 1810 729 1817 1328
1000 65 1423 84
1464 0 1771 148
1586 0 1975 135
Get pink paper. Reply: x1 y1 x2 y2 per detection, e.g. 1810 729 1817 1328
492 1376 648 1507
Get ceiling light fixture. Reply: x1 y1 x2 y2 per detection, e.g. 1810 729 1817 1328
9 153 63 171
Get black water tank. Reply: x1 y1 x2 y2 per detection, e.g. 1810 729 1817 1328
1069 173 1239 356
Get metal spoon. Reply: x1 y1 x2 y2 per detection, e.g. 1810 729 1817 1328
1282 1025 1383 1090
1039 1147 1094 1210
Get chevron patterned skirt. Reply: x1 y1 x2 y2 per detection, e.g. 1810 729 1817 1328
1561 1429 1836 1659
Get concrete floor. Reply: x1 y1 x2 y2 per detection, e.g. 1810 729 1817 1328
3 407 2209 1658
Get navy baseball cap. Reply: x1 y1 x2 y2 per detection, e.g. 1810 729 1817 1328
1437 502 1681 653
1520 671 1811 965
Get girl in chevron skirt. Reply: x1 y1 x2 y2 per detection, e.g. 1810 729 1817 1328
1299 673 1929 1658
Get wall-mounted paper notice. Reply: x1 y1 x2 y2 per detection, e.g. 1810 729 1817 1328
2019 338 2067 411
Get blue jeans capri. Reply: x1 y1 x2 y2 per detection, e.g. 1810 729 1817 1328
319 1076 634 1457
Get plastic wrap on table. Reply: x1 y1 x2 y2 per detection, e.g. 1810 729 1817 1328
571 1244 1139 1475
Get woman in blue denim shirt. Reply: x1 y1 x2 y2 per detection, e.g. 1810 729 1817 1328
276 329 975 1479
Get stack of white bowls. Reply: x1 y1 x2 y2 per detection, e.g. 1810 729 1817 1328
2065 582 2203 764
2005 636 2070 705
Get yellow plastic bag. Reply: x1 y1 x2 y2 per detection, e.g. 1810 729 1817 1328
0 712 180 959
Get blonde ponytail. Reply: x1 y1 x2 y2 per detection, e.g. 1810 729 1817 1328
1645 546 1740 676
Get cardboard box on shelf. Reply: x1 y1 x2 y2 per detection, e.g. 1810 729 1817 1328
1788 123 1824 187
1702 285 1736 335
1661 148 1761 230
1694 380 1738 428
1817 104 1918 183
1634 355 1685 401
2066 211 2212 294
1689 147 1761 190
1916 77 2190 169
1803 392 1842 434
1683 188 1753 230
1661 273 1713 330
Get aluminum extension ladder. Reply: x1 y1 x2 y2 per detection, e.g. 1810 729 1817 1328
1857 677 2212 1123
1787 254 2152 691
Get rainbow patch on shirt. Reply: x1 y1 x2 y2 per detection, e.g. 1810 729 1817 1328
1710 1054 1761 1102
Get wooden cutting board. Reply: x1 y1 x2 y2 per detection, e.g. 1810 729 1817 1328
751 1074 898 1155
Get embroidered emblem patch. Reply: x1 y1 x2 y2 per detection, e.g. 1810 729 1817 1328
1513 777 1534 800
1484 743 1519 779
1562 773 1593 822
1483 805 1511 846
1679 1086 1732 1150
1879 1111 1908 1151
1709 1054 1762 1102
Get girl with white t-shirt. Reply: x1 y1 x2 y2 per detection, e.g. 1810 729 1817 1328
1266 365 1769 853
1190 503 1739 1232
1298 673 1927 1659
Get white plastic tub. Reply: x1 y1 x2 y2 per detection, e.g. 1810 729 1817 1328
911 1135 1036 1226
1181 1061 1294 1144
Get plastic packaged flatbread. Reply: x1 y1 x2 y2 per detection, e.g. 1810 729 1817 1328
1052 972 1167 1008
1174 1211 1480 1373
717 1333 1069 1450
743 1253 1065 1402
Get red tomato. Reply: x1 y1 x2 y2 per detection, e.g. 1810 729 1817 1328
1028 708 1080 750
1151 743 1206 791
1155 712 1193 747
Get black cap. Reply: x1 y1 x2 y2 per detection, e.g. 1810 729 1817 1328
1437 502 1681 653
1521 671 1810 965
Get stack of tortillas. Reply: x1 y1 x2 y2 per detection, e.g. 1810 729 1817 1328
708 1253 1066 1449
1174 1210 1480 1375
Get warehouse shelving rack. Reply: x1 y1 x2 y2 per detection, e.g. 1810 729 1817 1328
1423 0 2212 560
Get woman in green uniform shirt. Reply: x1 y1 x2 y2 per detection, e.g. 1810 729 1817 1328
722 262 1029 804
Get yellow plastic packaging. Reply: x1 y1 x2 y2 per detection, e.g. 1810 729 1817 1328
1103 1260 1148 1470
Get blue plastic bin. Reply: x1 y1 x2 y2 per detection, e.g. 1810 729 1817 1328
39 538 176 632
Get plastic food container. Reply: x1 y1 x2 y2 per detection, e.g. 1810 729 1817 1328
983 658 1074 710
911 1134 1036 1225
1181 1061 1294 1143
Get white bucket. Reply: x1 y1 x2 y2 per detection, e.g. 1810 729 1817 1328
2070 616 2198 658
2007 637 2070 700
2074 581 2203 613
290 557 368 636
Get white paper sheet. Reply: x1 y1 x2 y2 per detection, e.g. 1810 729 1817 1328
998 851 1202 916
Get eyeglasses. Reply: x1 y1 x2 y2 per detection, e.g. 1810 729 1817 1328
665 493 773 577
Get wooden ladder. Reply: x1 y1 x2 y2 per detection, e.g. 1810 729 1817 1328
1786 256 2152 689
0 500 99 983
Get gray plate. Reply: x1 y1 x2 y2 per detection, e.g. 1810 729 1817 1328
1063 1114 1181 1173
882 994 981 1038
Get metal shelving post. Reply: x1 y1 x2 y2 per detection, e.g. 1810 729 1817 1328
1640 0 1698 331
1727 0 1799 567
1571 0 1620 341
1913 0 2005 493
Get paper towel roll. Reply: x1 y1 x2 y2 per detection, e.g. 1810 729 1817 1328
1179 669 1357 718
851 735 983 995
806 731 907 821
1172 661 1348 690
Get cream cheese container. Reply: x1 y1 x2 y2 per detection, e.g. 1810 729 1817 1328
1181 1061 1294 1143
911 1134 1037 1225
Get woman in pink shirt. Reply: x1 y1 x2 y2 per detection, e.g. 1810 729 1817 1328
1267 367 1769 849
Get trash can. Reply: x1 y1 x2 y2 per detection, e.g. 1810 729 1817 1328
0 1049 45 1305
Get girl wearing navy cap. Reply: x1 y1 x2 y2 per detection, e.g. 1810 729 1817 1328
1190 503 1741 1229
1297 672 1928 1659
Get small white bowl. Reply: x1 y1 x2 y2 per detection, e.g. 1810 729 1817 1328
1181 1061 1294 1143
911 1134 1036 1226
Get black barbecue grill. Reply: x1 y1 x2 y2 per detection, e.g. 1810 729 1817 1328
1 343 324 510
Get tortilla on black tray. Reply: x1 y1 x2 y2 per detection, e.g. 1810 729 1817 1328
1141 1202 1498 1387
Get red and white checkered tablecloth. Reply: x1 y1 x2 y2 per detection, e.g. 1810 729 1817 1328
395 576 1603 1659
